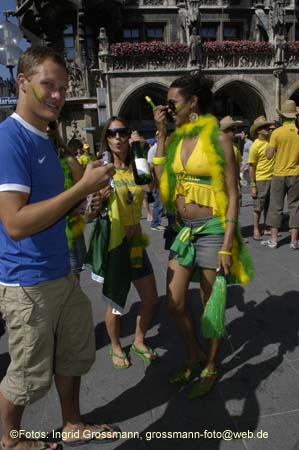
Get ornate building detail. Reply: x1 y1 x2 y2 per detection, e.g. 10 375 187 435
12 0 299 141
177 2 190 44
274 28 287 66
107 53 189 71
189 27 202 67
270 0 286 32
254 6 271 42
143 0 164 5
66 61 86 98
98 27 109 55
188 0 200 26
67 120 83 144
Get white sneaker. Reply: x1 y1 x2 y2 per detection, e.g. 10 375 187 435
290 241 299 250
150 225 165 231
260 239 277 249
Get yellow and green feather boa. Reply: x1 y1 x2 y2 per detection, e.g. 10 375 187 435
159 114 254 285
60 156 85 250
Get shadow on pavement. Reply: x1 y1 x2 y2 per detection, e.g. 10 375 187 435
86 287 299 450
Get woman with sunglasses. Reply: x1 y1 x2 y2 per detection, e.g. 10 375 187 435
96 116 159 369
153 74 253 398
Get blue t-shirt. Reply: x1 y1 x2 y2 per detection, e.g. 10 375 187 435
0 113 70 286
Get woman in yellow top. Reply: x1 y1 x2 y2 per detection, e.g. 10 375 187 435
98 116 159 369
153 73 240 398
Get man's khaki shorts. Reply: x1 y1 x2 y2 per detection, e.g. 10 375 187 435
0 274 95 406
266 176 299 228
253 180 271 212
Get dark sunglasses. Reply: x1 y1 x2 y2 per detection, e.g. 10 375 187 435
106 128 130 138
167 99 176 112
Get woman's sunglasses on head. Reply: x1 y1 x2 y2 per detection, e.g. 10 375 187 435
106 128 130 138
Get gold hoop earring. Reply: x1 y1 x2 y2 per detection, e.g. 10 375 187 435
189 112 199 123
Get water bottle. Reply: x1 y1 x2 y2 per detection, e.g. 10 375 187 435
101 150 115 191
131 141 152 185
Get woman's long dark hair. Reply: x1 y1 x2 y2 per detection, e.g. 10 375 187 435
100 116 131 166
170 73 214 115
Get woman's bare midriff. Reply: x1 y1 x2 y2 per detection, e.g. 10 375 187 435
176 195 213 220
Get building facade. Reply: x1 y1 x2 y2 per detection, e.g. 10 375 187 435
0 78 15 122
16 0 299 148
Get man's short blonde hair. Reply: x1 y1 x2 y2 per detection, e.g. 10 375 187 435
17 46 68 79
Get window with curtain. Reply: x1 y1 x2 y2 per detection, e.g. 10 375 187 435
145 24 164 41
123 27 140 42
201 24 218 42
223 23 242 40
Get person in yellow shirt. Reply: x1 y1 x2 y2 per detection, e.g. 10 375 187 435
248 116 275 240
79 142 96 168
264 100 299 249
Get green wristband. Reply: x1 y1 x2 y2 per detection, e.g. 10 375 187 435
225 218 238 224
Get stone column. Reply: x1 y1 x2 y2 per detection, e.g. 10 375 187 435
97 27 110 124
273 68 283 112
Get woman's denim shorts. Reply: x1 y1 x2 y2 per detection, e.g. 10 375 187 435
169 216 224 270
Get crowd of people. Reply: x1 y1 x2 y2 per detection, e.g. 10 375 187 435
0 45 298 450
193 106 299 249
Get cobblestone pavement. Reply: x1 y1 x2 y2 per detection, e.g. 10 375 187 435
1 190 299 450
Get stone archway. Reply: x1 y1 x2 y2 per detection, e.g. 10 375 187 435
117 81 168 137
213 77 271 125
290 89 299 106
283 79 299 105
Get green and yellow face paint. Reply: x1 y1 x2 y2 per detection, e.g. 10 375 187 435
32 85 43 103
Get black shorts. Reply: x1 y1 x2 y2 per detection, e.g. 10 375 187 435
131 250 153 281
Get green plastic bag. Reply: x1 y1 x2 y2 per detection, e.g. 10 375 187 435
85 216 110 279
201 268 227 338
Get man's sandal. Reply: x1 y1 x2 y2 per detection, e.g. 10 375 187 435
130 343 158 362
109 347 130 369
188 367 218 399
169 358 206 385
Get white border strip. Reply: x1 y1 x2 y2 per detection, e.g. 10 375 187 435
0 183 30 193
0 281 20 286
11 113 49 139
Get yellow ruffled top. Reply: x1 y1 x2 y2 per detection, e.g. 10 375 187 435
172 138 218 215
113 168 144 226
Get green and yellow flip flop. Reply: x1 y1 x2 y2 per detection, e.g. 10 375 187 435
109 347 130 369
130 343 158 362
